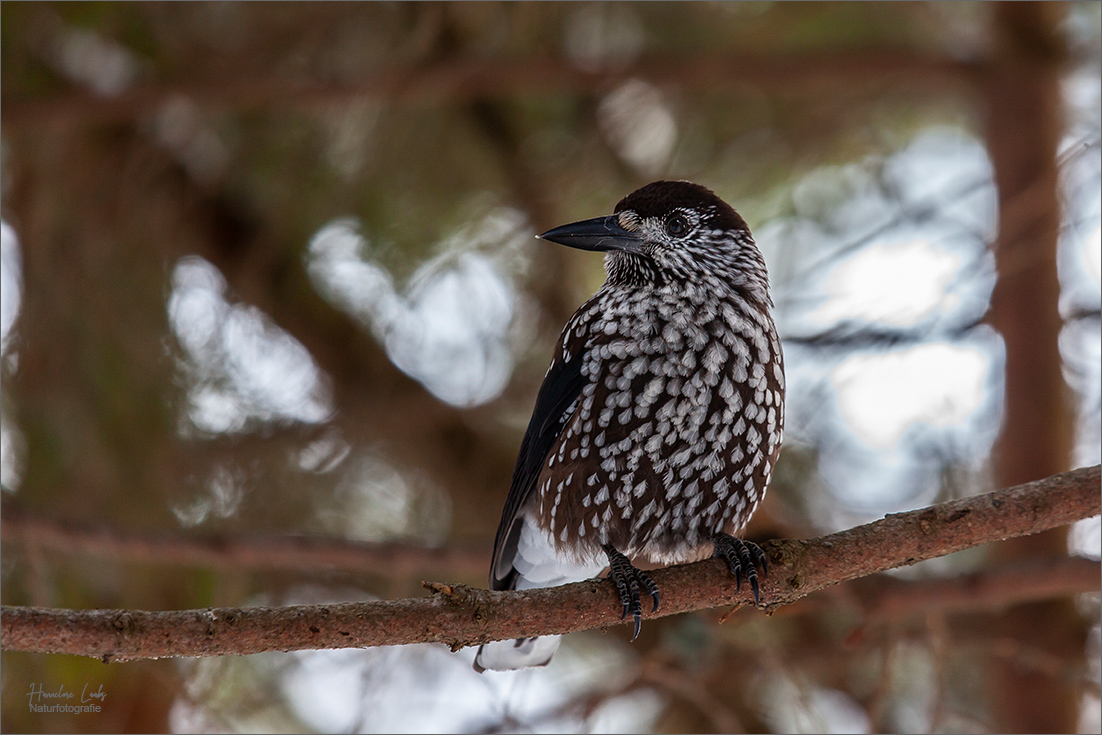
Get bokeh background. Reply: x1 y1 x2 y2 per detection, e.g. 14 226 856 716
1 2 1099 733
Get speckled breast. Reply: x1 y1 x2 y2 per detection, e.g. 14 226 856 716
534 281 785 565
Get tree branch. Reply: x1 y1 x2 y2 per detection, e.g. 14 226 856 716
0 504 486 579
1 52 980 129
2 465 1097 662
747 554 1101 623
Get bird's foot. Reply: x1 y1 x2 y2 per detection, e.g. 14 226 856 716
712 533 768 605
603 545 660 641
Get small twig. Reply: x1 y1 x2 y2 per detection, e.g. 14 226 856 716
927 612 950 733
867 625 899 732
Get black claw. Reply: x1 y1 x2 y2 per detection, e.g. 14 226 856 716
712 534 769 606
751 543 769 577
642 575 661 613
604 545 658 642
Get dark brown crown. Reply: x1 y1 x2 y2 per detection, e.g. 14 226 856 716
614 181 749 234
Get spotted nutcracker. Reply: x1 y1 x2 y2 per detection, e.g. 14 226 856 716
474 181 784 672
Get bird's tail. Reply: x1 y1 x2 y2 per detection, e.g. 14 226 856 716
473 565 564 671
473 634 561 672
474 520 606 672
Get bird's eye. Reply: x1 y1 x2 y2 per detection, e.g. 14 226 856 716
665 214 689 237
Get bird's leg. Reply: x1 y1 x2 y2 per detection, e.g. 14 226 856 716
603 545 660 641
712 533 768 605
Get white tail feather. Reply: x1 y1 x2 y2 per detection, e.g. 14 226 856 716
474 518 605 672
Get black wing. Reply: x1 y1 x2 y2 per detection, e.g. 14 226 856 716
489 344 585 590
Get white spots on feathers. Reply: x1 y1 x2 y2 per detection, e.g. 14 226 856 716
531 261 784 565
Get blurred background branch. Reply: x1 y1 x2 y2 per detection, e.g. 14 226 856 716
0 501 487 579
0 52 983 129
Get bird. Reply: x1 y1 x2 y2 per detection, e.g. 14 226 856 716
473 180 784 672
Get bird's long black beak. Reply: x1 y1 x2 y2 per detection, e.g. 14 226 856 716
537 215 643 253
